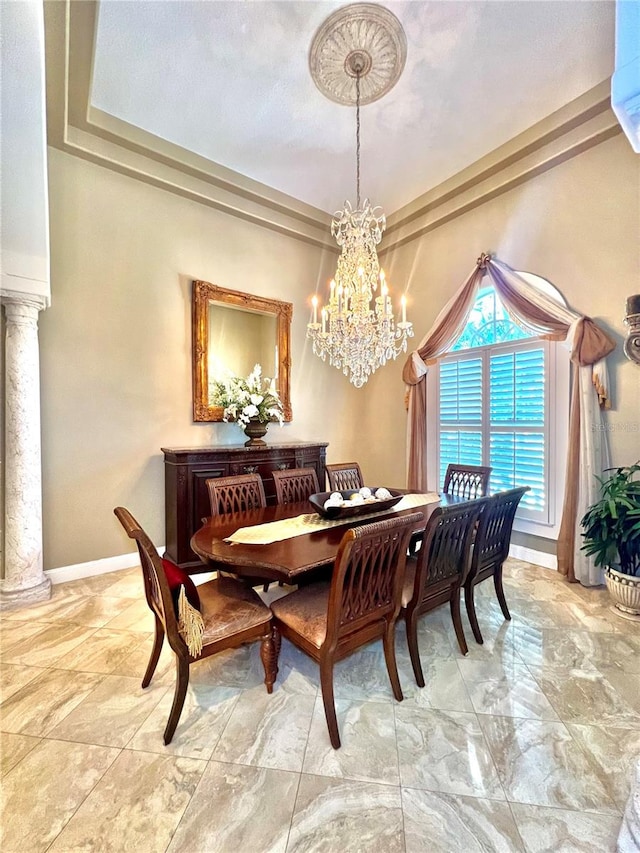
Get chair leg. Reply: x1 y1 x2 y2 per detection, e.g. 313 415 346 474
405 609 425 688
319 657 340 749
450 587 469 656
259 626 279 694
382 619 403 702
273 624 282 661
464 578 484 645
164 656 189 745
142 615 164 688
494 564 511 621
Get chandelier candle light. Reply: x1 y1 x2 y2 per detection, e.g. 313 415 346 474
307 3 412 388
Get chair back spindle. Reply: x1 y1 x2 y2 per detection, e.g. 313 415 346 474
272 467 319 505
471 487 529 577
443 464 491 499
416 499 487 593
206 473 267 517
326 463 364 493
326 512 423 647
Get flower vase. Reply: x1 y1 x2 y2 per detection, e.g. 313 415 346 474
243 417 268 447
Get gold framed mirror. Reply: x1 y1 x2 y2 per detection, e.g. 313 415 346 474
192 280 293 422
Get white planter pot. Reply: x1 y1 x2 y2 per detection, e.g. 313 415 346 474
605 566 640 621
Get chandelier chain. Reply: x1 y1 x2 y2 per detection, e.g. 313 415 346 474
356 72 361 209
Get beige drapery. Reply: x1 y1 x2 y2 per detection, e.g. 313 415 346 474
403 255 616 584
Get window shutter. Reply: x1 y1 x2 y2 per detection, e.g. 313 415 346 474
489 348 546 511
439 358 483 485
490 349 545 425
440 358 482 423
489 433 546 510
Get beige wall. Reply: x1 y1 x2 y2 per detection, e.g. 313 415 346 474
41 134 639 570
363 134 640 550
41 149 362 569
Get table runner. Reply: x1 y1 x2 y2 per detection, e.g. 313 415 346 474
225 493 440 545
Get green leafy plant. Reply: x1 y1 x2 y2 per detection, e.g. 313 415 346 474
580 463 640 576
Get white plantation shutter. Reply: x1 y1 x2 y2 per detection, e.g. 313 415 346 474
440 358 483 423
439 358 483 485
438 341 550 524
489 346 547 516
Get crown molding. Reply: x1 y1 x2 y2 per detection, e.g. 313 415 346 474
44 1 621 256
43 0 336 251
379 80 621 255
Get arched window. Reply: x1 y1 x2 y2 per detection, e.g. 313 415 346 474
433 275 569 536
451 287 531 350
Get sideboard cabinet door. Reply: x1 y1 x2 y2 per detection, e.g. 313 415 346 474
162 442 328 569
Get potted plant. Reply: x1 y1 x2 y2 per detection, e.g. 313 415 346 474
581 463 640 620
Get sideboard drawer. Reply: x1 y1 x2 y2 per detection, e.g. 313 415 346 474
231 458 293 475
229 451 296 500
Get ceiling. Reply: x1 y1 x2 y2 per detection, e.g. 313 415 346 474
90 0 615 217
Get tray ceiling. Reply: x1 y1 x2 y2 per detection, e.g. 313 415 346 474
90 0 614 217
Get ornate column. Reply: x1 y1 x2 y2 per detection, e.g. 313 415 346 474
1 293 51 609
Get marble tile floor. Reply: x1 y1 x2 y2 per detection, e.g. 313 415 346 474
1 559 639 852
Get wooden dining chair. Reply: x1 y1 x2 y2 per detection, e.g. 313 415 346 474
272 467 319 505
271 511 423 749
464 486 529 644
443 463 492 498
114 507 277 745
206 473 272 590
408 463 492 557
401 498 488 684
326 462 364 492
206 473 267 517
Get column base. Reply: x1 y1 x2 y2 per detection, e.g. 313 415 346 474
0 576 52 612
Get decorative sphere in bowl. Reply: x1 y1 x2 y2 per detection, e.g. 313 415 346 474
324 498 342 510
375 487 393 499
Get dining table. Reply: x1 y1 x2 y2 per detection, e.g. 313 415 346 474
190 491 467 585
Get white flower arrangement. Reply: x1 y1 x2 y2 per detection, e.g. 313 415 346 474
211 364 284 428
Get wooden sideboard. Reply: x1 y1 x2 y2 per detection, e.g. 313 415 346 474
162 442 328 569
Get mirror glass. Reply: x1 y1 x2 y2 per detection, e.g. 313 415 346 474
208 305 277 388
192 280 292 422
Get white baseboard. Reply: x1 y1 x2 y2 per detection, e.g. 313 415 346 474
47 543 556 586
45 548 163 585
509 544 557 571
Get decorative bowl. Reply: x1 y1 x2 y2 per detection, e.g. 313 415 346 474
308 489 403 520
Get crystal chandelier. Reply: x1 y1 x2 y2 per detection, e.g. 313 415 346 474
306 5 413 389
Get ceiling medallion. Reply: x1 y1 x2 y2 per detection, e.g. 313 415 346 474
309 3 407 106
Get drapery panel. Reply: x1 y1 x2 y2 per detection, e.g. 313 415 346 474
403 255 616 585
